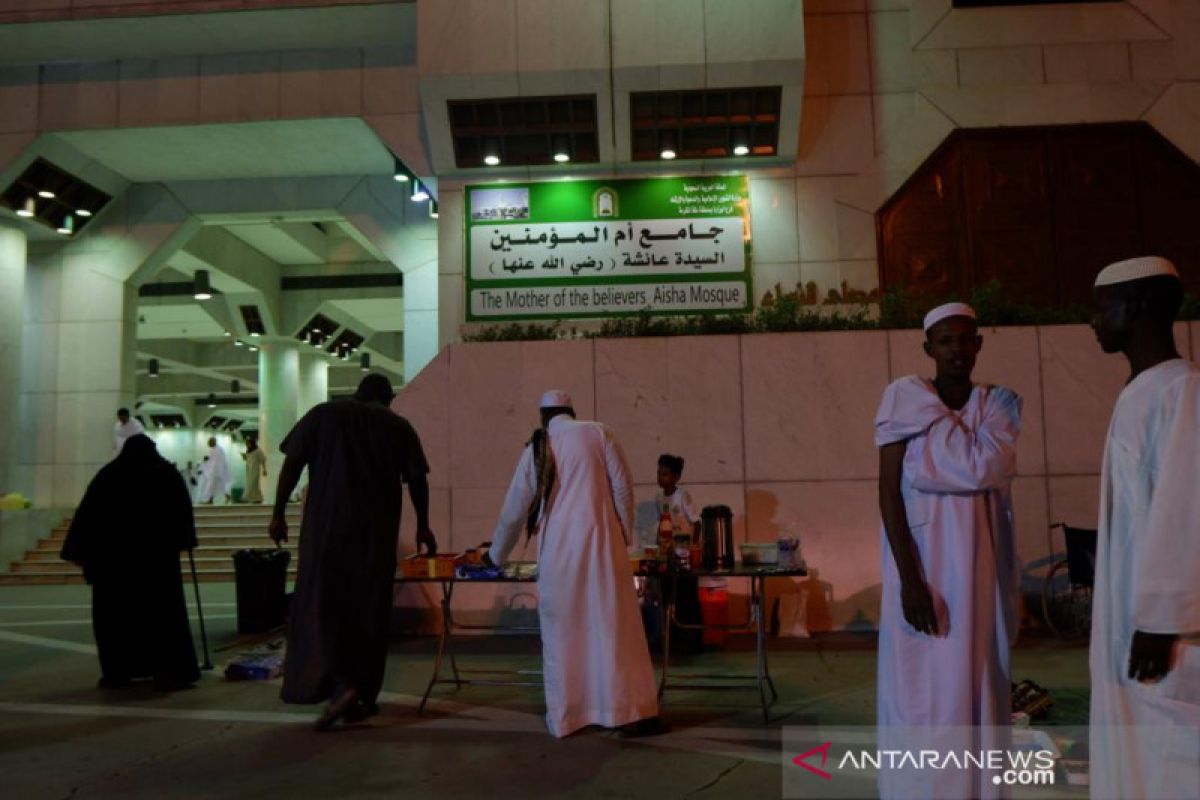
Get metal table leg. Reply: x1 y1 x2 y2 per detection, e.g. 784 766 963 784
657 574 674 700
444 582 462 687
418 581 454 715
751 575 777 723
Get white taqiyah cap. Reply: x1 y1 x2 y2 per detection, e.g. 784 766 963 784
923 302 977 332
539 389 573 408
1094 256 1179 287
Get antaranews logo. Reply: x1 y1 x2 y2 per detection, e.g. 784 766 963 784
783 726 1063 800
792 741 834 780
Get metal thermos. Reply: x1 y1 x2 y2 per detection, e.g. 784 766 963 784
701 505 734 570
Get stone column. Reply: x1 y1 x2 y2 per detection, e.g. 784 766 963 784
297 352 329 416
0 223 26 496
258 340 299 502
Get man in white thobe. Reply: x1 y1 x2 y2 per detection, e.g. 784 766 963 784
1089 256 1200 800
874 303 1022 799
199 437 231 504
487 390 662 738
112 408 145 455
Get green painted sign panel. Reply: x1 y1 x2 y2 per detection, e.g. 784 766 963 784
464 176 752 321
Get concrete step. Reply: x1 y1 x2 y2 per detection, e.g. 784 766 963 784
192 505 299 515
39 519 299 538
193 534 295 547
11 561 82 574
0 507 304 586
0 573 87 586
13 550 299 568
35 528 299 550
5 560 298 579
0 570 294 586
26 545 299 562
193 525 294 536
23 550 66 562
192 511 301 522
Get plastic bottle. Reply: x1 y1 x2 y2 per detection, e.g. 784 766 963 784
657 507 673 571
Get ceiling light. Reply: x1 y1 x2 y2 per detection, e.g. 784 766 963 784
731 127 750 156
660 131 677 161
482 138 502 167
360 353 371 372
223 330 232 337
206 393 217 409
249 331 260 338
56 215 74 235
552 135 571 163
411 181 430 202
76 208 93 218
148 358 159 378
17 198 34 218
193 269 213 301
249 345 259 353
37 190 55 199
234 339 244 347
392 157 411 183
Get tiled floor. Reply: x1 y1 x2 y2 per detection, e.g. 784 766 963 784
0 584 1089 799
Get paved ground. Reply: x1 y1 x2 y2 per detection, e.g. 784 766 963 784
0 584 1090 799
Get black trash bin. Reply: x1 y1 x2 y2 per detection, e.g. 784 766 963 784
232 548 291 634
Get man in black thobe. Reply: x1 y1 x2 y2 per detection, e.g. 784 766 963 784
61 434 200 690
270 373 436 730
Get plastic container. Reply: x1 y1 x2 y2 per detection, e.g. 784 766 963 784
232 548 291 634
698 584 729 647
740 542 779 566
400 554 458 579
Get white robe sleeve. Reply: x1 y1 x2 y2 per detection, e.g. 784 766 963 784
679 488 699 526
874 376 949 446
908 386 1021 494
1136 375 1200 635
603 428 635 545
489 445 537 566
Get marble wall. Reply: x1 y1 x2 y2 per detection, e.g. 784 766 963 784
442 1 1200 341
392 322 1198 632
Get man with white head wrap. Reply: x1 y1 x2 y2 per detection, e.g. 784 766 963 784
112 408 145 455
198 437 231 504
487 390 662 738
874 302 1023 799
1088 256 1200 800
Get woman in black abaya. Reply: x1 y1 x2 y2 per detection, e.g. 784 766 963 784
61 434 200 689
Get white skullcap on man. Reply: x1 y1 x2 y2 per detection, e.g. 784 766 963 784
1094 256 1179 287
923 302 977 332
539 389 573 408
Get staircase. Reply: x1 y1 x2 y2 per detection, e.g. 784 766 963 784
0 505 301 586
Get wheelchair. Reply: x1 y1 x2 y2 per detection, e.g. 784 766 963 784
1040 523 1096 641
